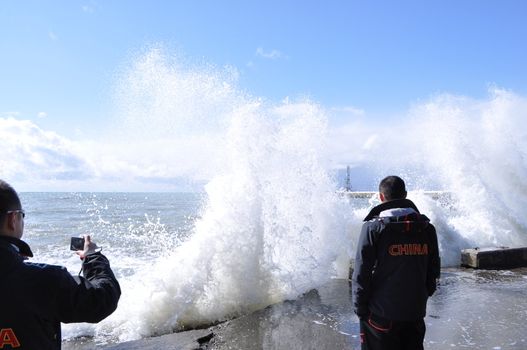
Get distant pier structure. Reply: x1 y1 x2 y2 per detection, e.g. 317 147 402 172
338 166 449 199
341 191 449 199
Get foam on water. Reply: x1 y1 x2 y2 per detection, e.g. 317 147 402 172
408 90 527 264
73 111 353 342
52 49 527 342
63 50 355 342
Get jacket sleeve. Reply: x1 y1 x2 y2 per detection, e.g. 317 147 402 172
352 222 377 318
55 252 121 323
426 225 441 296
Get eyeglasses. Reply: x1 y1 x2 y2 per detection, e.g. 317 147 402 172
6 209 25 218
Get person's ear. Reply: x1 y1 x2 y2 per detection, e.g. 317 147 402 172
7 212 17 230
379 192 385 202
402 191 407 199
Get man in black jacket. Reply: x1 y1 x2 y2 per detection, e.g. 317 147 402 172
352 176 440 350
0 179 121 349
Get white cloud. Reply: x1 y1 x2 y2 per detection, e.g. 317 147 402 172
0 116 218 191
0 117 94 183
255 47 285 60
37 112 48 119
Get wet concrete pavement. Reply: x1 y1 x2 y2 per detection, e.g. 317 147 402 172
65 268 527 349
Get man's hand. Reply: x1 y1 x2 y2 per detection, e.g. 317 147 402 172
76 234 99 259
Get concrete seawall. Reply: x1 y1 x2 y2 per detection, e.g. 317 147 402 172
336 191 451 199
461 247 527 269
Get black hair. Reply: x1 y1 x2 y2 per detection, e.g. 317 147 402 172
379 175 407 201
0 180 21 222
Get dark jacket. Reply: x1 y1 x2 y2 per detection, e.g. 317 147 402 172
352 199 440 321
0 236 121 349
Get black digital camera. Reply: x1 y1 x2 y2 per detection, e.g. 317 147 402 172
70 237 85 251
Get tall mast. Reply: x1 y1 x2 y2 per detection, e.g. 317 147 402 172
345 166 352 192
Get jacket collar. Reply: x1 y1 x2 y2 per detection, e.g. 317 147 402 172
379 207 418 218
0 235 33 258
363 198 420 221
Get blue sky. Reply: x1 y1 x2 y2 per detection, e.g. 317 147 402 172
2 1 526 130
1 0 527 191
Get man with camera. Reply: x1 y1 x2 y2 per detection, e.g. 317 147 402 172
0 179 121 349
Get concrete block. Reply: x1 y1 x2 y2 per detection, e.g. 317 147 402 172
461 247 527 269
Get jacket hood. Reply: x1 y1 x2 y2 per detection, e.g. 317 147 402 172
379 207 417 218
0 236 33 257
0 236 33 276
363 198 420 221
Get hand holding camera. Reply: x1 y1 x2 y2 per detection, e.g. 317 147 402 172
70 235 99 259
